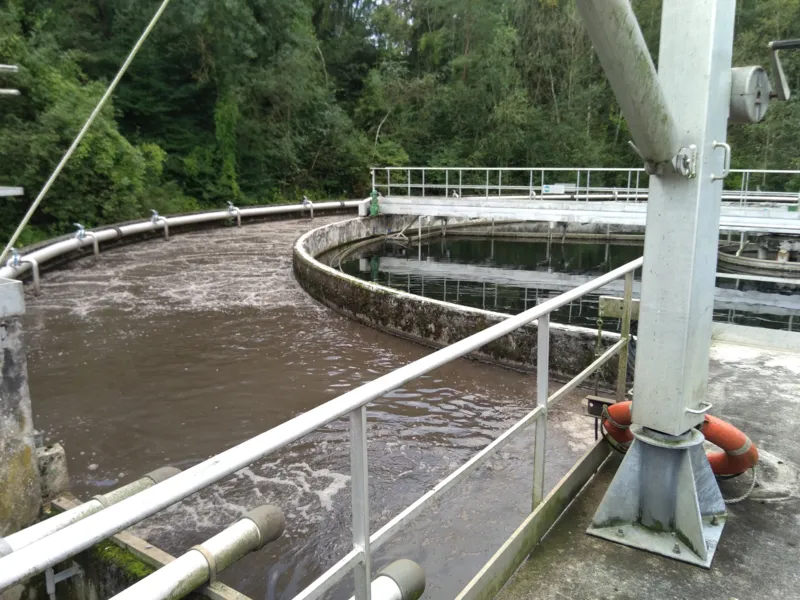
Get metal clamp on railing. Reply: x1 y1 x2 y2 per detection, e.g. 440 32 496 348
150 210 169 240
5 248 20 270
226 202 242 228
302 195 314 221
73 223 99 257
4 466 181 553
109 504 285 600
5 249 41 295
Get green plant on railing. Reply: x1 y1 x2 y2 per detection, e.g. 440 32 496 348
370 188 380 216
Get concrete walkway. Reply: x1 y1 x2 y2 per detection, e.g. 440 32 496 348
494 333 800 600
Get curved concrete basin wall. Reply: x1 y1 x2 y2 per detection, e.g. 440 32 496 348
293 215 621 381
718 246 800 276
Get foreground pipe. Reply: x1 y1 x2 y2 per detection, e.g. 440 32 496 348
110 505 285 600
349 560 426 600
576 0 680 164
4 466 180 553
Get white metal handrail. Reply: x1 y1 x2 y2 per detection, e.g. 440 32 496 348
370 166 800 204
0 255 642 598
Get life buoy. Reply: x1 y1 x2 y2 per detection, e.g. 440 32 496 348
602 401 758 476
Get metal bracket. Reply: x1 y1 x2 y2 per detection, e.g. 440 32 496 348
587 426 726 568
5 248 20 269
768 39 800 101
710 141 731 181
46 561 83 598
584 395 614 418
630 140 697 179
673 145 698 179
226 202 241 227
686 401 713 415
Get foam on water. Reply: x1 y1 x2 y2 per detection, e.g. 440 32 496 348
21 214 596 599
24 217 338 318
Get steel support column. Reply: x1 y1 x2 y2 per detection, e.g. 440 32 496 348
583 0 734 568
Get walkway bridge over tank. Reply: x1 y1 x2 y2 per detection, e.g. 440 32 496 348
373 166 800 234
369 256 800 318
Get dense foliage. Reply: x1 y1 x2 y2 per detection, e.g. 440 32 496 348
1 0 799 242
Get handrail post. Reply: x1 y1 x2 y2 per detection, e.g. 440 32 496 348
616 271 635 402
350 406 371 600
586 171 591 201
533 314 549 508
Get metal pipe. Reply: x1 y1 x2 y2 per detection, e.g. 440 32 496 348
0 256 642 591
20 257 40 295
109 505 284 600
84 233 99 257
5 466 180 553
151 210 169 240
576 0 680 164
0 202 361 281
348 560 426 600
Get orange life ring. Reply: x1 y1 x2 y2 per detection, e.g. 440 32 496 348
602 401 758 476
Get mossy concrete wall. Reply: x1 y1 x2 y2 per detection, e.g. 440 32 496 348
293 215 621 381
0 280 42 537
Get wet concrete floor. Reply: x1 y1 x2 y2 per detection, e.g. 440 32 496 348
22 216 595 599
495 340 800 600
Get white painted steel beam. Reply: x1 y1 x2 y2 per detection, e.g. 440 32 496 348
0 187 24 197
378 196 800 234
586 0 735 569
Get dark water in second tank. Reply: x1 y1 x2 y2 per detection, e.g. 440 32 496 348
341 236 800 331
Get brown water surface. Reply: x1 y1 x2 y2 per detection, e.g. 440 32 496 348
23 216 593 599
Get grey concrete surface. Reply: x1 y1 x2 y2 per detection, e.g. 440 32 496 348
293 215 624 381
493 338 800 600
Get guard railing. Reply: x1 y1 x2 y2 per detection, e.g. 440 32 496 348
0 250 641 599
370 166 800 204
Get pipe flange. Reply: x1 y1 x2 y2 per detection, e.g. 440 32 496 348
145 466 181 484
191 544 218 583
